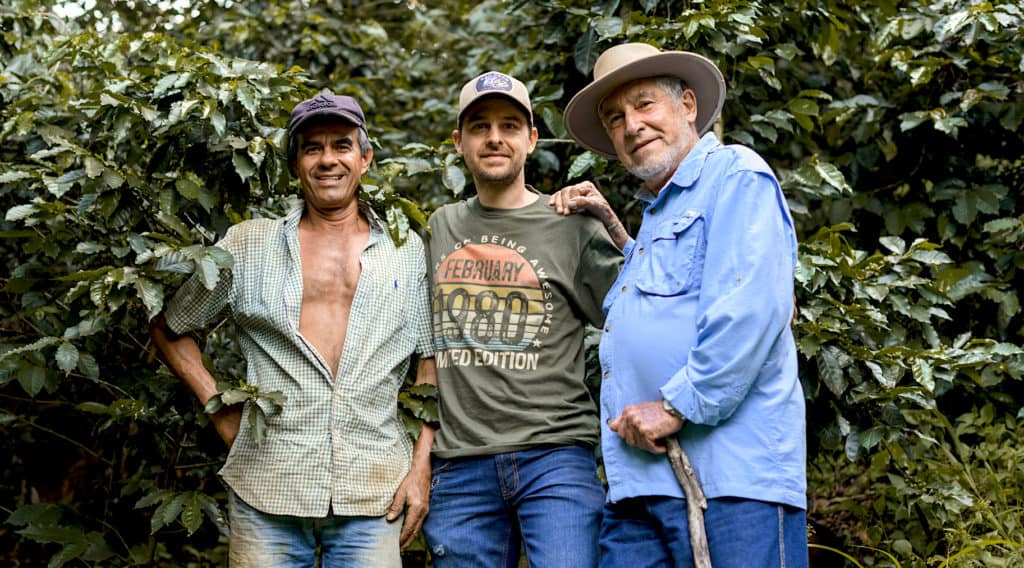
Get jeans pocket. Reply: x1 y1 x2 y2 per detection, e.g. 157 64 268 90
430 457 453 489
635 210 704 296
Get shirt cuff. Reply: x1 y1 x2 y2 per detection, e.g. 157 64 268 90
622 237 636 256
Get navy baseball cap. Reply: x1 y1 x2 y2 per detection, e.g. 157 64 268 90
287 93 368 144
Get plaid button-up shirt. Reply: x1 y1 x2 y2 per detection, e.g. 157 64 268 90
164 205 434 517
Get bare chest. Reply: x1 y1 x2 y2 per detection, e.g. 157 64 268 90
299 233 365 303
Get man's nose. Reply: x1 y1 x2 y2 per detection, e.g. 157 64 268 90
623 109 644 136
485 125 503 145
317 147 341 166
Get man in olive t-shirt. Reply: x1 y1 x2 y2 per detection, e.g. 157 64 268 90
421 72 622 567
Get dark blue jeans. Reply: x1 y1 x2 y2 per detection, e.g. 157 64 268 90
599 496 808 568
423 445 605 567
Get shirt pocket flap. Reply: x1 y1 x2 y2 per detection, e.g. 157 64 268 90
654 210 701 240
635 210 705 296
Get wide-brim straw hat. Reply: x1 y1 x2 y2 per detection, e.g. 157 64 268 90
563 42 726 159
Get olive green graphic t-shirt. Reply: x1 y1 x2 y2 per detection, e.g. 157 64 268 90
427 190 623 458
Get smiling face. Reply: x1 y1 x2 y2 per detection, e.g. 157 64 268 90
599 78 700 192
292 121 372 214
453 96 538 190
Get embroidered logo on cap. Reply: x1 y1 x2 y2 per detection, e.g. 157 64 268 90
475 72 513 94
306 94 337 111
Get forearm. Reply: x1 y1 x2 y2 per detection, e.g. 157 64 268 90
595 206 629 251
149 317 219 405
411 356 438 469
604 217 630 251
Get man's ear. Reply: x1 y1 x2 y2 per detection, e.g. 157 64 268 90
681 89 699 123
528 126 539 154
452 129 463 154
360 147 374 175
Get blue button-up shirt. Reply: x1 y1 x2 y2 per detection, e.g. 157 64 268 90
600 133 806 509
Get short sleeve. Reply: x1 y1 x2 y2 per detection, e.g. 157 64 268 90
163 230 239 335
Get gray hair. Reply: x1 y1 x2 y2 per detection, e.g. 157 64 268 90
653 76 688 104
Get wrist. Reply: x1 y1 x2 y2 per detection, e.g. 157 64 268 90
662 398 684 421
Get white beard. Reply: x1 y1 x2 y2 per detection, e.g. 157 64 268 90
625 144 684 182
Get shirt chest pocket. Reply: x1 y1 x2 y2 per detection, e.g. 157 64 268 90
634 211 705 296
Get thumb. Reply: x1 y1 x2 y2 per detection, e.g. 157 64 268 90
386 489 405 521
608 416 621 432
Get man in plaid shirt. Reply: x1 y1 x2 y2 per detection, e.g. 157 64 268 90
149 93 436 567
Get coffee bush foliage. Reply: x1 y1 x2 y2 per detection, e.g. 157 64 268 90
1 0 1021 565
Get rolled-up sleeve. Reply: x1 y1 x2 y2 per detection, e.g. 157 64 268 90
660 169 796 425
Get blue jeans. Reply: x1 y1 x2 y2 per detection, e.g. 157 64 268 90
599 496 808 568
227 490 402 567
423 445 605 567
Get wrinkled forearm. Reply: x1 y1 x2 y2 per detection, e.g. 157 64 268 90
149 317 219 405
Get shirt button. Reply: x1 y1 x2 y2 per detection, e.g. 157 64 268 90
604 324 611 333
638 247 645 255
603 371 610 380
621 285 627 292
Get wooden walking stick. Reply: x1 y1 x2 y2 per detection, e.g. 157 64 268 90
666 437 712 568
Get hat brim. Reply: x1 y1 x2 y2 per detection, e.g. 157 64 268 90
563 52 726 159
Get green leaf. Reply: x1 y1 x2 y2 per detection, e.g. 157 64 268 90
197 256 221 290
102 168 124 189
403 158 433 176
568 152 597 180
817 346 848 396
76 242 106 254
5 203 36 222
76 401 110 414
17 366 49 396
911 358 935 391
250 404 268 445
442 165 466 195
55 342 79 374
232 151 257 180
135 277 165 320
812 160 851 194
204 394 225 414
844 430 861 461
1 337 62 362
175 174 202 200
879 236 906 255
260 390 287 408
787 98 819 116
220 388 250 405
747 55 775 70
151 493 187 534
592 16 623 38
156 211 190 239
56 168 86 184
574 28 598 75
0 171 33 183
181 493 204 536
397 197 428 230
540 106 566 140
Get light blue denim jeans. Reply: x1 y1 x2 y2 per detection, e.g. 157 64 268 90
423 445 605 567
599 496 808 568
227 490 402 568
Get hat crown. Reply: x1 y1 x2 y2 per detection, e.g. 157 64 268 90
593 43 662 81
457 71 533 126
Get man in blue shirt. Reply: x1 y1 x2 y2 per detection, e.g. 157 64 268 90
553 42 808 567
